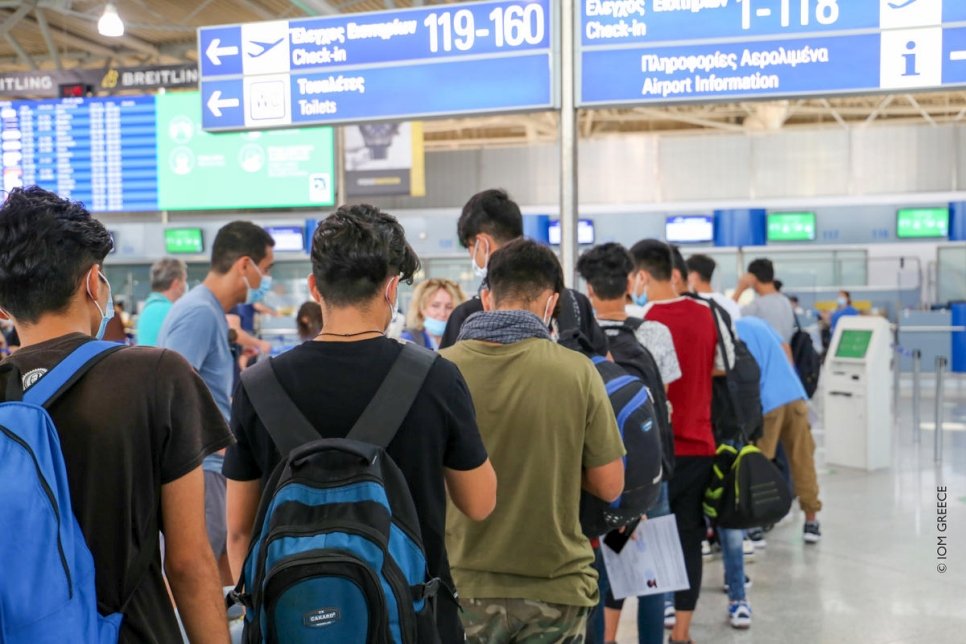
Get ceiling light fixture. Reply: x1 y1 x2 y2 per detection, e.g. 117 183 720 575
97 2 124 38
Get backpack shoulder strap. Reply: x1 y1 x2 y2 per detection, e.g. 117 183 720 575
240 358 319 457
21 341 123 408
347 343 437 449
622 316 644 332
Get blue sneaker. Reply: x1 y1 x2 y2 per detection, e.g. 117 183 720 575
729 600 752 629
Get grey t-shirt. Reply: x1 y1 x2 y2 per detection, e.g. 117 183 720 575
741 293 795 343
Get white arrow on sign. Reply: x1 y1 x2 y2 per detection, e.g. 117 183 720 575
207 90 240 117
206 38 239 66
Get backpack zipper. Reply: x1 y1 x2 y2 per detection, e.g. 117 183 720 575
0 423 73 597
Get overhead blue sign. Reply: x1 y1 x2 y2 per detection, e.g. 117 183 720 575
579 0 966 106
198 0 555 131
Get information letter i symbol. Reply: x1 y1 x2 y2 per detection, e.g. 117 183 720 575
903 41 920 76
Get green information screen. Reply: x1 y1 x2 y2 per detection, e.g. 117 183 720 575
896 208 949 239
768 212 816 242
165 228 204 254
835 329 873 359
156 92 335 210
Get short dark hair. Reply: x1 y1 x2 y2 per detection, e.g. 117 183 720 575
311 204 419 307
670 244 688 281
576 243 633 300
211 221 274 274
747 258 775 284
487 238 564 306
457 189 524 249
296 300 323 340
0 186 112 323
686 254 716 283
629 239 673 282
840 290 851 302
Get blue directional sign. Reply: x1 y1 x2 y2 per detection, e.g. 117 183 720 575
198 0 555 131
579 0 966 107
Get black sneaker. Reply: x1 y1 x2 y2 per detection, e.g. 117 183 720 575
747 527 767 549
804 521 821 544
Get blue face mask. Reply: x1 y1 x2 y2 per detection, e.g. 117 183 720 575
837 296 848 307
86 270 114 340
632 291 648 307
244 262 272 305
423 316 447 337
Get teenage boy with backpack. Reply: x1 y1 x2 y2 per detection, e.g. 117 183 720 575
0 186 232 643
441 239 626 643
576 242 680 644
223 204 497 642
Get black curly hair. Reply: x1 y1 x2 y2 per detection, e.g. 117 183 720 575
310 204 419 307
576 242 634 300
0 186 112 323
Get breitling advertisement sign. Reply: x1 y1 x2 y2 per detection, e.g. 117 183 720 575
0 64 198 98
344 121 426 198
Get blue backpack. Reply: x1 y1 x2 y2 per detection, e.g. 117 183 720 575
230 343 445 644
0 341 149 644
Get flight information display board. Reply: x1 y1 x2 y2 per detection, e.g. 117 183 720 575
156 92 335 210
197 0 556 131
579 1 966 106
0 96 158 212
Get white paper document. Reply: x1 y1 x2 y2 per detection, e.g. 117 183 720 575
601 515 690 600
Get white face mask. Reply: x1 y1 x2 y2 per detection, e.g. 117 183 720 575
542 295 554 327
471 238 490 280
384 277 399 331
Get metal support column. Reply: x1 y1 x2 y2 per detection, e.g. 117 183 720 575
934 356 947 463
559 0 578 287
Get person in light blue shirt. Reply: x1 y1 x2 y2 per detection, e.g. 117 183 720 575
136 257 187 347
157 221 275 583
735 316 823 544
830 290 860 333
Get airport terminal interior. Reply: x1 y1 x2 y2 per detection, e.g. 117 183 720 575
0 1 964 643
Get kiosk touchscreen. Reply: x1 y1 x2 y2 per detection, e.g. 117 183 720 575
824 316 893 470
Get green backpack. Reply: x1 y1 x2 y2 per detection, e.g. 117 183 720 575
704 443 793 529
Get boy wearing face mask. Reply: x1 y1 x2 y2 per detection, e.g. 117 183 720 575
441 239 626 643
0 187 232 643
157 220 276 584
224 204 496 644
439 189 608 354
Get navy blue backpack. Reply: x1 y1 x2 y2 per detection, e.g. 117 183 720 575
0 341 150 644
231 343 444 644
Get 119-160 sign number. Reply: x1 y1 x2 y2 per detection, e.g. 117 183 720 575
424 4 545 53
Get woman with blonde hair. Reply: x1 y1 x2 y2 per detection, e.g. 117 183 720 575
401 278 466 350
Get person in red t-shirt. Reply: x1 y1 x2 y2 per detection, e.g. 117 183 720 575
629 239 730 644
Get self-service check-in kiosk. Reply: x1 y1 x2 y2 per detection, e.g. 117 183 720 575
824 316 893 470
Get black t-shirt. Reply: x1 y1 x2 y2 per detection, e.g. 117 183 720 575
3 334 233 643
223 337 488 642
439 289 610 354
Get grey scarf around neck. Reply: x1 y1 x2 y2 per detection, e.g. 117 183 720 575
457 310 551 345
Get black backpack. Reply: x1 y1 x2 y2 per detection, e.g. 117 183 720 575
694 297 764 443
230 344 444 644
790 317 821 398
715 443 793 530
557 330 663 537
605 318 675 482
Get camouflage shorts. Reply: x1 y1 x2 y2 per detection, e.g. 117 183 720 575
461 597 590 644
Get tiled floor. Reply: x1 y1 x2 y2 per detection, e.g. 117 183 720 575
615 378 966 644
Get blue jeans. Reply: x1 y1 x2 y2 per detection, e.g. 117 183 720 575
719 527 746 603
587 483 671 644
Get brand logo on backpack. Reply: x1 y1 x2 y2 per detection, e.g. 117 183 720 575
303 608 341 628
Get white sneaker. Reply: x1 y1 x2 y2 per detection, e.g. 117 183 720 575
729 600 752 629
743 538 755 559
664 601 676 629
701 539 712 558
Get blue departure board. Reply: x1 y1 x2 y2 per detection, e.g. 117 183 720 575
0 96 158 212
579 0 966 106
197 0 556 131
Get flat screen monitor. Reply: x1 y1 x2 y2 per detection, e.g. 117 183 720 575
548 219 595 245
665 215 713 244
835 329 873 359
896 208 949 239
266 226 305 252
164 228 204 255
768 212 816 242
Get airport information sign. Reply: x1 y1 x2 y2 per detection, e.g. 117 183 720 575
197 0 556 131
579 1 966 106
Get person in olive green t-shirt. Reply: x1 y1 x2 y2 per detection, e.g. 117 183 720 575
441 239 626 643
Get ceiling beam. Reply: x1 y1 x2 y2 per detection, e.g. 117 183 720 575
4 33 37 70
34 7 61 70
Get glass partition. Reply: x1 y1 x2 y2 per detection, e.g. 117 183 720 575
937 245 966 304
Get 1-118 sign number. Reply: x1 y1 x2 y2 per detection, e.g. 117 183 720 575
741 0 841 30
